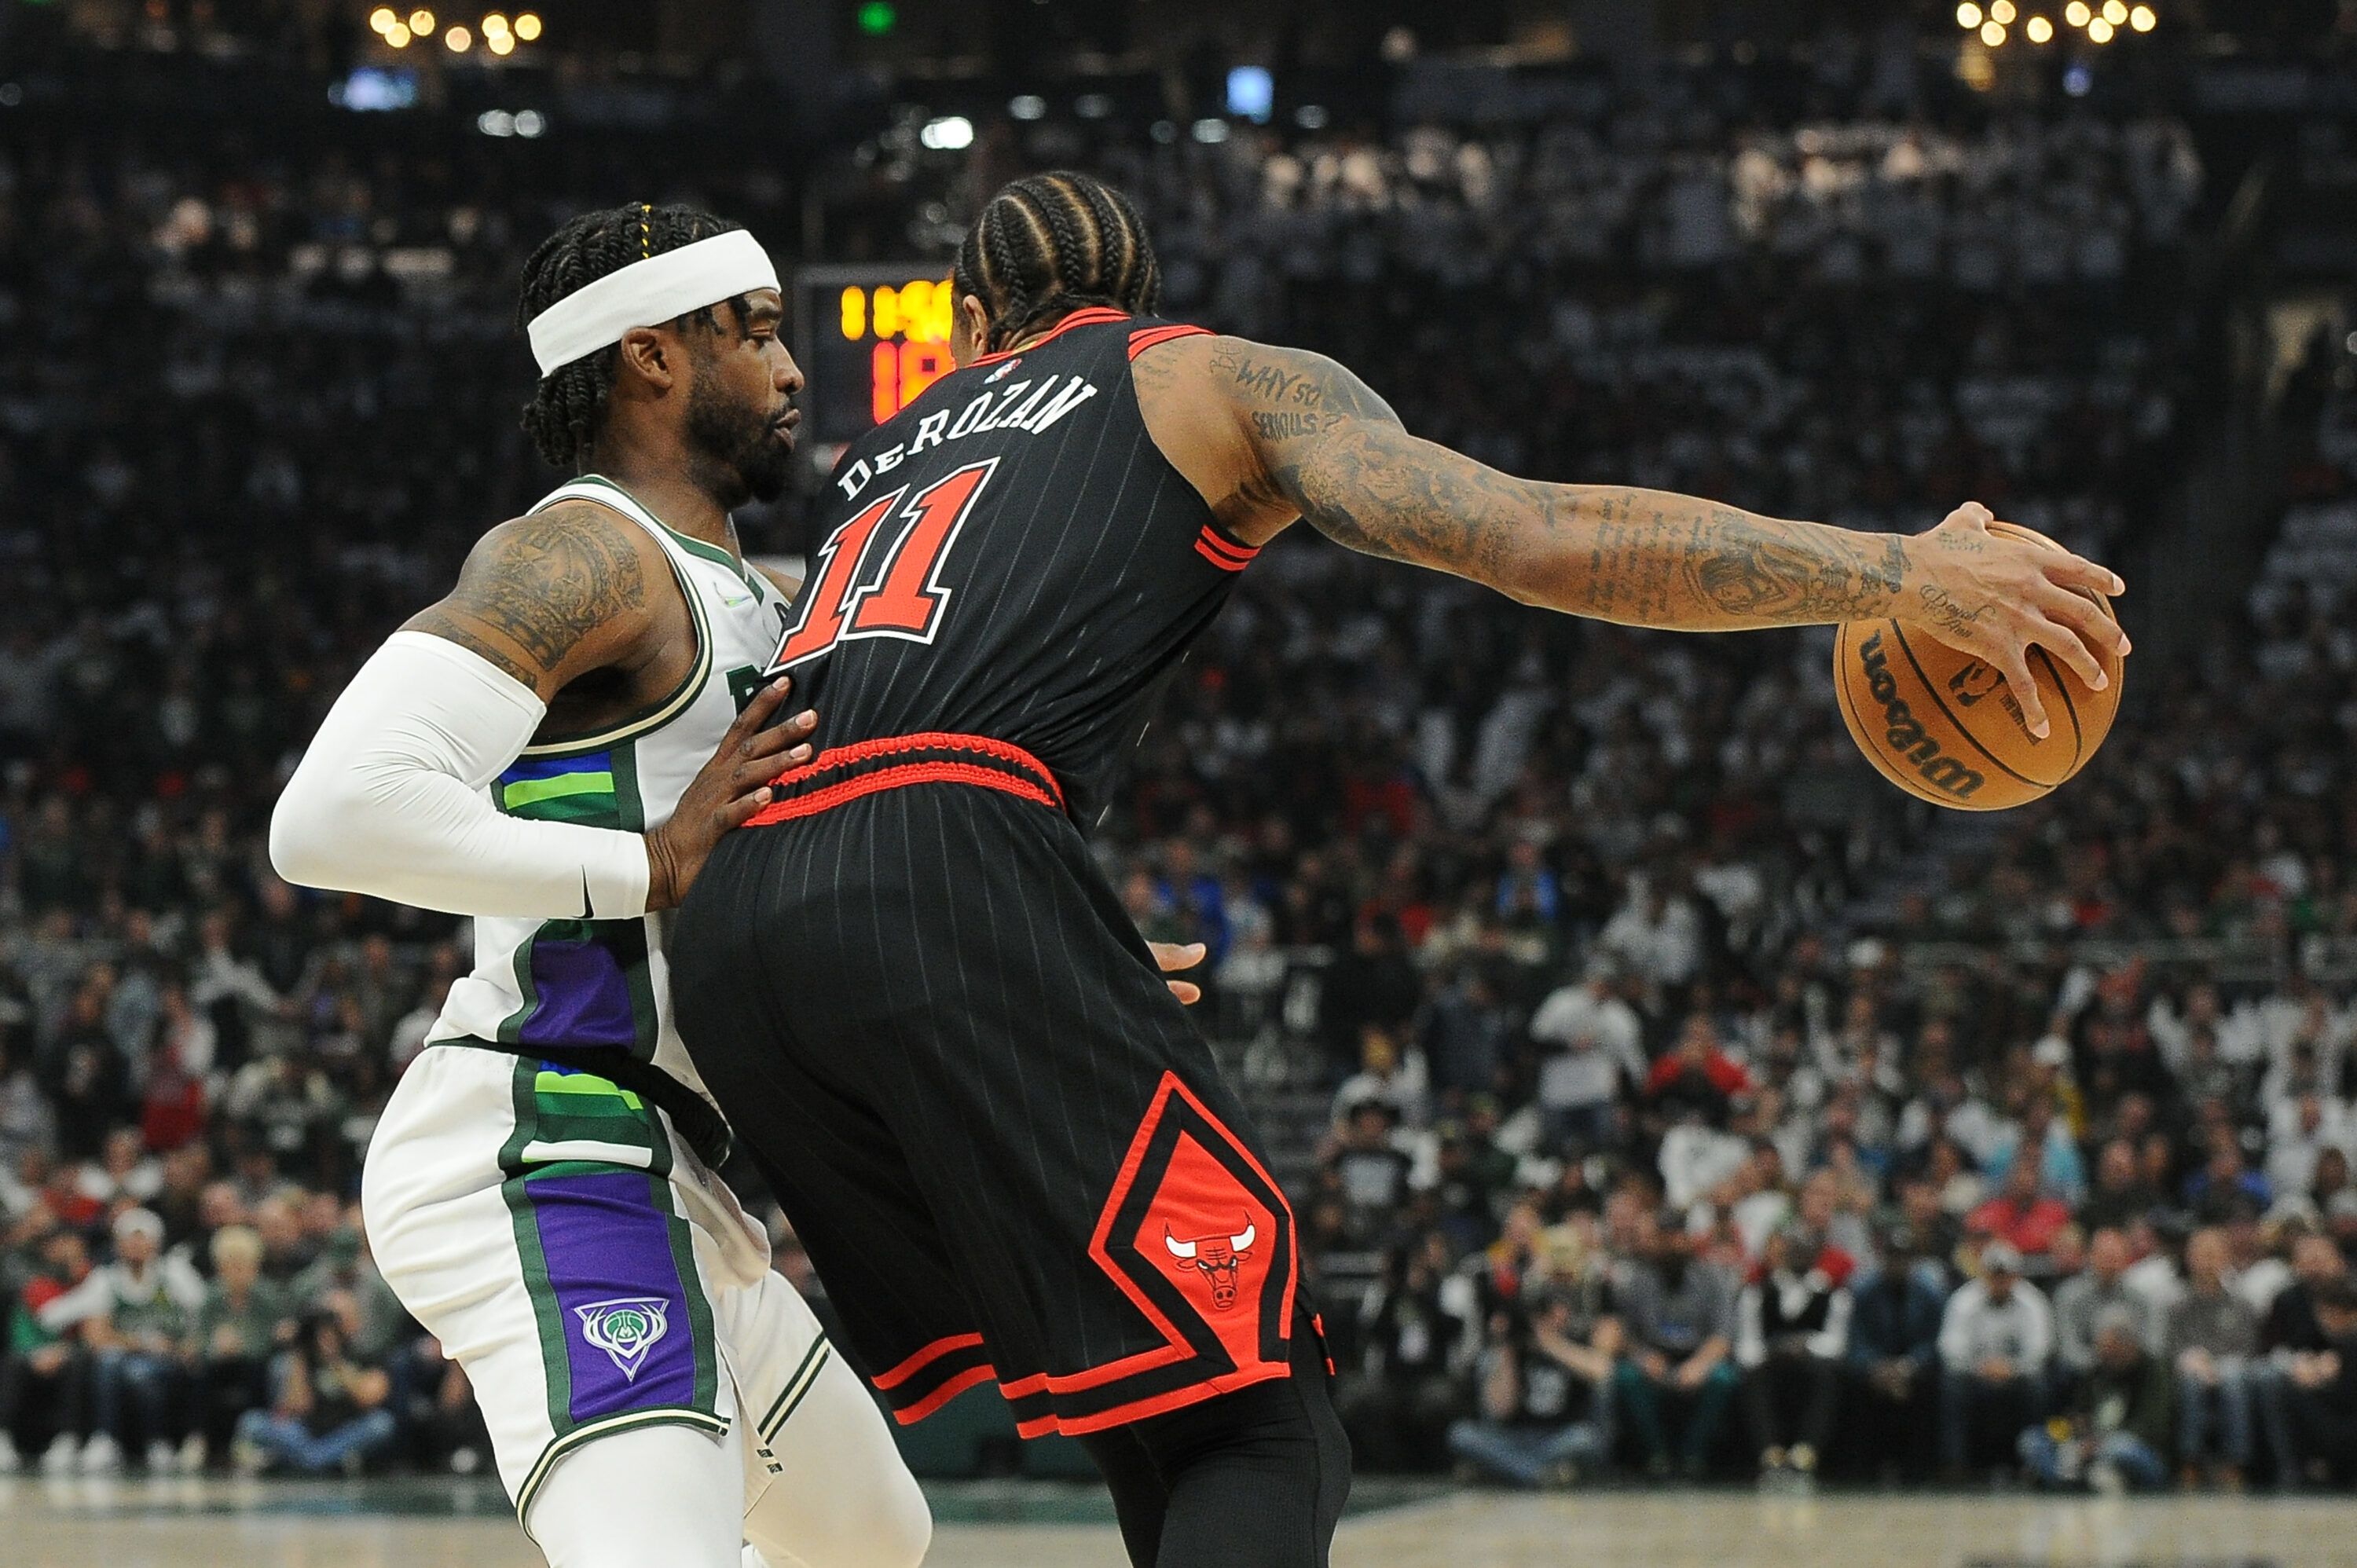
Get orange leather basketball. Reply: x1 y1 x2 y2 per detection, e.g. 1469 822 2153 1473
1833 522 2122 811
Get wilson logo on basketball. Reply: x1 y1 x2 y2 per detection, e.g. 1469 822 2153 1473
1856 630 1986 801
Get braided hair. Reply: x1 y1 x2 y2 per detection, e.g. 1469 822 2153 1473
951 171 1162 354
518 203 746 471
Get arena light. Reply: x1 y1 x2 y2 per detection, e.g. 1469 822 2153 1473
409 8 433 33
477 108 514 136
1075 93 1112 119
2065 1 2090 24
1956 2 1981 27
919 115 973 150
1990 0 2015 22
1294 104 1329 130
2026 14 2054 40
368 5 398 32
445 22 471 49
513 11 540 38
384 20 411 46
2102 0 2127 21
2128 3 2156 28
1008 94 1046 120
513 108 544 136
482 11 508 32
1980 19 2006 44
1191 118 1230 144
2087 14 2113 38
487 29 513 53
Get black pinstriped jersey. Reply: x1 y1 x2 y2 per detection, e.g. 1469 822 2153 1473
763 310 1255 830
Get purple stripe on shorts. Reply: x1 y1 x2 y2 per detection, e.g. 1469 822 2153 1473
520 937 637 1049
528 1170 698 1423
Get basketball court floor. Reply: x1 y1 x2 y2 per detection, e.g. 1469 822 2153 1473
5 1478 2353 1568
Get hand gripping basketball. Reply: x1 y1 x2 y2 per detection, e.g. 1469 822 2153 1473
1897 504 2129 742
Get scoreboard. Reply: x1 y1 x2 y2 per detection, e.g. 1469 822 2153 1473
792 264 959 463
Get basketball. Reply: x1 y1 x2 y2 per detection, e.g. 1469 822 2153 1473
1834 522 2124 811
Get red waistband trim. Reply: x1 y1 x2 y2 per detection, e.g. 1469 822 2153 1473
746 731 1065 827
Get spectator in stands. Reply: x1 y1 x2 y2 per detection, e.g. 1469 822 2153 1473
1736 1223 1853 1482
2169 1227 2261 1488
2053 1228 2160 1394
1341 1239 1478 1472
2257 1232 2347 1487
1968 1160 2074 1269
2277 1277 2357 1486
1321 1101 1413 1246
1643 1016 1753 1134
191 1225 285 1470
0 1222 91 1475
1527 959 1644 1154
2020 1306 2175 1494
38 1207 203 1473
1611 1211 1740 1478
1847 1225 1948 1482
2083 1138 2164 1233
233 1310 397 1476
1938 1242 2054 1480
1447 1293 1618 1489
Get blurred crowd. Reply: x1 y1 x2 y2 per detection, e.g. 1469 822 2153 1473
9 27 2357 1492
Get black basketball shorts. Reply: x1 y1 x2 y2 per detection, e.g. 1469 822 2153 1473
669 733 1323 1437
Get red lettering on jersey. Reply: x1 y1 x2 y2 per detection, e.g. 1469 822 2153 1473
771 489 903 669
850 462 994 636
768 460 999 672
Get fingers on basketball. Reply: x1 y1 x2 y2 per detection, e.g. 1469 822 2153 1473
1835 522 2123 811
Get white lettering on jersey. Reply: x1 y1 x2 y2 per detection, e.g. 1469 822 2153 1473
839 375 1102 502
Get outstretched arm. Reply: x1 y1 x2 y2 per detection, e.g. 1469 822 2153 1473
1134 336 2128 739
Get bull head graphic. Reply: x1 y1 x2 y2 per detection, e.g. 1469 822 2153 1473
1164 1220 1257 1310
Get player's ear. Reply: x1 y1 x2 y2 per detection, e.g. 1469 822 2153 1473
614 325 678 392
951 292 992 368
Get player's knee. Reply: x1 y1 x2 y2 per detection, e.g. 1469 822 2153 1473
868 1466 934 1568
750 1470 930 1568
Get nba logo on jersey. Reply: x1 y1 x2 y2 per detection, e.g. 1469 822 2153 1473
574 1296 672 1380
983 357 1021 383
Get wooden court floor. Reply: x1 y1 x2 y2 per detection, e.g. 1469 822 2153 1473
8 1478 2357 1567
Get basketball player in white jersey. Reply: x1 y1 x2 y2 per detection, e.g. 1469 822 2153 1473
272 204 1202 1566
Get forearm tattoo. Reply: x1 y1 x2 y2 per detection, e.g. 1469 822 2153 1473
1222 343 1911 628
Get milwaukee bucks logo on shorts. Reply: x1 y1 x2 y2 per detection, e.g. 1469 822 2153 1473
574 1296 671 1381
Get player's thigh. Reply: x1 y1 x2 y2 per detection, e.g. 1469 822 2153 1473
526 1422 740 1568
720 1272 932 1568
366 1046 733 1517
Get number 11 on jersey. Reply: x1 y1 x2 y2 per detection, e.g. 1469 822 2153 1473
768 458 998 672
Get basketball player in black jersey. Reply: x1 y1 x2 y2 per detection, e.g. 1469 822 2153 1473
671 172 2128 1567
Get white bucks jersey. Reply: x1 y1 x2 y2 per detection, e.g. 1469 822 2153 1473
428 475 788 1097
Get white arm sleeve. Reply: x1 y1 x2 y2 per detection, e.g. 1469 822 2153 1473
269 630 652 920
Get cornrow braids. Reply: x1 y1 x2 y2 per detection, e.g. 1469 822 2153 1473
949 170 1163 354
517 202 745 472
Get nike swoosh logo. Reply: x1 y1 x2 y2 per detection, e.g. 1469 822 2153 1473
720 594 752 607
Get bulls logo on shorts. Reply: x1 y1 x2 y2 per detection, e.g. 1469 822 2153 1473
1091 1072 1296 1378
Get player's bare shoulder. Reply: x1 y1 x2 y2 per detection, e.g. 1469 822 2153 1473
405 497 670 700
1132 333 1405 547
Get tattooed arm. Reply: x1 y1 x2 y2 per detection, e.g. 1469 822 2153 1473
1133 336 2128 739
273 501 814 914
402 500 661 701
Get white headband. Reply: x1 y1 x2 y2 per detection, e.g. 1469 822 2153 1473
526 229 780 377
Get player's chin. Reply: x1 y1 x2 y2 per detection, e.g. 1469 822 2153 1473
745 452 792 502
742 449 794 504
